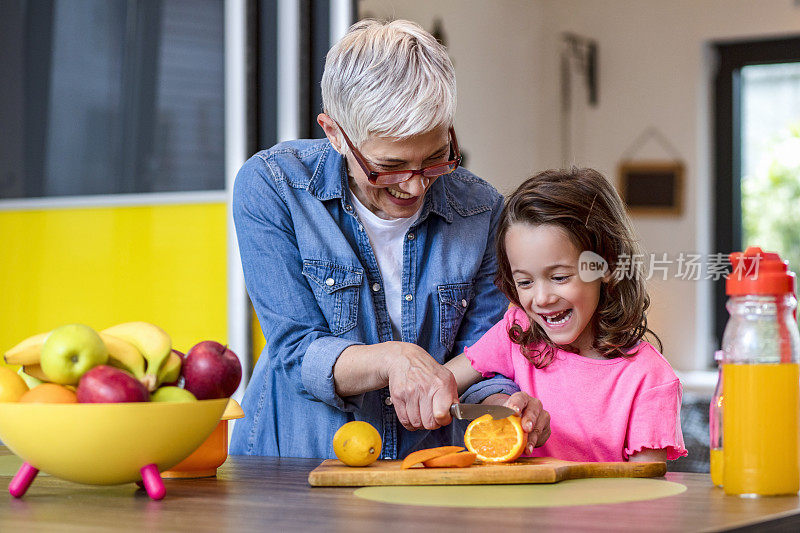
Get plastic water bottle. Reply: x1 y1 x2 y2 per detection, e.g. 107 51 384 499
721 247 800 497
709 350 724 488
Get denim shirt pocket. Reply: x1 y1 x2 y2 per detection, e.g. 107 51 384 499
302 260 363 336
437 282 474 352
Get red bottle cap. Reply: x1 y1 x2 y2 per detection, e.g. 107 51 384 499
726 246 796 296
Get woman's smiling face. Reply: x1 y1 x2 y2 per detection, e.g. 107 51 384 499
505 222 604 356
345 127 451 220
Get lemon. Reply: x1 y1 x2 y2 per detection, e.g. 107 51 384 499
332 421 382 466
0 366 29 402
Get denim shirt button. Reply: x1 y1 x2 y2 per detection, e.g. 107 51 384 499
461 299 468 307
372 283 381 292
407 232 415 240
384 396 392 406
345 204 353 211
404 294 413 301
325 277 335 286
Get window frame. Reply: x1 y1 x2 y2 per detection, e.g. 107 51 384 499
713 35 800 345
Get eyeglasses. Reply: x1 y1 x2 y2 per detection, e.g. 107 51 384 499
335 121 462 185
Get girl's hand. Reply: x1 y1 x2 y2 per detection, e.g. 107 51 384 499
483 391 551 454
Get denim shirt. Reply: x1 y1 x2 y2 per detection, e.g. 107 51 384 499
229 139 519 459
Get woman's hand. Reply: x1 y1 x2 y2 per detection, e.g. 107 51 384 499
483 391 551 454
382 342 459 431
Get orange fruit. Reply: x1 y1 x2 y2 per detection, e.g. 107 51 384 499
422 451 477 468
0 366 29 402
401 446 464 469
463 414 526 463
19 383 78 403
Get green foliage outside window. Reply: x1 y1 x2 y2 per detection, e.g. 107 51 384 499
742 123 800 326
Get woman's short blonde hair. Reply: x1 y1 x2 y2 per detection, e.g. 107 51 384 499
321 19 457 152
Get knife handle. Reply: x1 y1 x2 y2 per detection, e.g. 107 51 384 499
386 397 464 420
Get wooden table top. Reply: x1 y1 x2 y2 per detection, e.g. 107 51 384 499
1 447 799 532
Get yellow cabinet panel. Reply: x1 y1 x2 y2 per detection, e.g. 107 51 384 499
0 204 227 360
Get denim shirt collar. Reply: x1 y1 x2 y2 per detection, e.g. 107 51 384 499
307 141 454 224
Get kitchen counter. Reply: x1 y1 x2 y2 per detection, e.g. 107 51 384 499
1 447 800 532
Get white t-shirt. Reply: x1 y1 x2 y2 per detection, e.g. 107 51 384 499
350 191 421 340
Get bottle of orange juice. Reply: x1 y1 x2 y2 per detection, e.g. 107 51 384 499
709 350 724 488
721 247 800 497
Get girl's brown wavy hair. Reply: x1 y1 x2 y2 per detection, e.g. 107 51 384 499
495 167 662 368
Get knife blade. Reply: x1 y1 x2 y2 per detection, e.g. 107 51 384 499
449 403 516 420
384 398 516 421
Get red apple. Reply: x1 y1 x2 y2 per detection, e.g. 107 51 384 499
182 341 242 400
76 365 150 403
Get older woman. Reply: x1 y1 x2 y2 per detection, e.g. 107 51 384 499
230 19 550 459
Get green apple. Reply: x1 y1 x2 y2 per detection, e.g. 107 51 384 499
150 386 197 403
17 367 43 389
40 324 108 384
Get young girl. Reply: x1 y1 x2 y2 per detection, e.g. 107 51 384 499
447 168 687 463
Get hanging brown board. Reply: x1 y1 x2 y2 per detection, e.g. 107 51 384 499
618 161 684 216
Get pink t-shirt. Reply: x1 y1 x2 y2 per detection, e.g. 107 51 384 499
464 307 687 462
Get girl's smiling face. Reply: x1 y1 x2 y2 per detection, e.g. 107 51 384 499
505 222 604 357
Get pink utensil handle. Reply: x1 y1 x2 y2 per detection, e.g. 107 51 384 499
9 462 39 498
140 463 166 500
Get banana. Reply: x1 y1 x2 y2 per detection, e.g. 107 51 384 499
98 333 146 378
4 332 50 365
101 322 171 391
22 364 49 382
156 350 182 386
17 367 43 389
4 344 43 366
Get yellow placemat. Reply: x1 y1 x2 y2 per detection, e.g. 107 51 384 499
0 455 48 477
354 478 686 508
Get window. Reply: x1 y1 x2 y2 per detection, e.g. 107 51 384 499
0 0 225 199
713 36 800 342
740 63 800 275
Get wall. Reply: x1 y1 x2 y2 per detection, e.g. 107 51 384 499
537 0 800 373
359 0 546 194
358 0 800 373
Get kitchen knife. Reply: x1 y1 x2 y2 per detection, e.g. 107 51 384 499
384 398 516 420
449 403 516 420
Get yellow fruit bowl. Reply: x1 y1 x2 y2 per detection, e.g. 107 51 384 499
0 398 228 499
161 397 245 479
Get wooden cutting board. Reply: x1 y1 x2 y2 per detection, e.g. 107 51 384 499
308 457 667 487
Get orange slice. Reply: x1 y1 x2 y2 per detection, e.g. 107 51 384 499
400 446 464 469
422 451 477 468
463 414 525 463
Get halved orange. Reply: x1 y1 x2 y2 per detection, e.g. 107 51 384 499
463 414 525 463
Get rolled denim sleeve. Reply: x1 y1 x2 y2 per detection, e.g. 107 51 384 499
461 374 520 404
452 193 519 403
233 155 360 412
302 335 365 411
